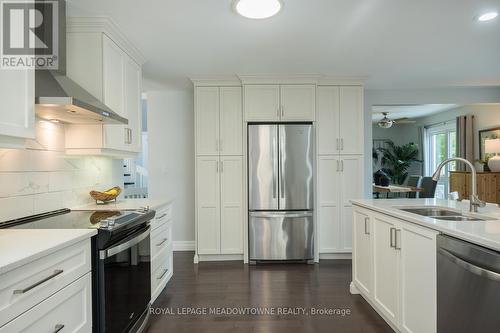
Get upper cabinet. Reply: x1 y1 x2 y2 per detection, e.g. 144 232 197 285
195 86 242 156
65 18 144 156
317 86 364 155
0 69 35 148
244 84 315 122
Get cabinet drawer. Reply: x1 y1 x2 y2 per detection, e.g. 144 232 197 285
151 204 172 230
151 221 172 260
0 273 92 333
151 245 172 298
0 240 91 326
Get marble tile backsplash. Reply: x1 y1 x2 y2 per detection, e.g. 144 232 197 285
0 121 123 222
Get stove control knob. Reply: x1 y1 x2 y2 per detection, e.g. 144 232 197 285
107 218 116 227
138 206 150 213
100 219 109 229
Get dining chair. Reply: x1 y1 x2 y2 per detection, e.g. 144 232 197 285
419 177 438 198
407 175 423 199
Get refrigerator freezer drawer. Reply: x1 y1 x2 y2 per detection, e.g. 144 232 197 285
249 211 314 260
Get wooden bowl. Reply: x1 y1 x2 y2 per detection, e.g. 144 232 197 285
89 186 122 204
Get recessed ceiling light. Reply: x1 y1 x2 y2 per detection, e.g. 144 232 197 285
49 119 60 123
477 11 498 22
234 0 282 19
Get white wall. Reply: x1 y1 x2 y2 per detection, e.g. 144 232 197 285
364 86 500 197
0 121 123 222
146 90 195 246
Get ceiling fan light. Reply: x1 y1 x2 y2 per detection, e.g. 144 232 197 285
234 0 283 19
378 119 394 129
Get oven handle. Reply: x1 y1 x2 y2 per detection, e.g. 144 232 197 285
439 248 500 282
99 226 150 260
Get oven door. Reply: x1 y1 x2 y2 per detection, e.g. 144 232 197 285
98 225 151 333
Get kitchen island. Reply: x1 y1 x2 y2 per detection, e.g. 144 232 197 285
350 198 500 333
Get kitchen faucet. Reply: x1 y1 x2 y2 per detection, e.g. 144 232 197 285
432 157 486 213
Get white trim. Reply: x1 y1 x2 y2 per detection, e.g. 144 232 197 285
67 17 146 65
319 253 352 260
317 76 367 86
197 254 244 262
173 241 196 251
238 74 320 85
190 76 241 87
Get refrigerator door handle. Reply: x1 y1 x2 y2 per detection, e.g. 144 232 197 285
249 211 313 218
272 135 277 199
279 127 285 199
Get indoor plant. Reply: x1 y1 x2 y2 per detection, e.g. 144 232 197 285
377 142 421 185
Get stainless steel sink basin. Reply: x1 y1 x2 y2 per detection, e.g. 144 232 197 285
400 207 460 217
398 206 493 222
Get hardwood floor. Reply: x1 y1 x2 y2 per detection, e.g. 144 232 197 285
148 252 393 333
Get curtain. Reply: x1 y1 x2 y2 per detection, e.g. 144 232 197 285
456 115 475 171
418 126 427 175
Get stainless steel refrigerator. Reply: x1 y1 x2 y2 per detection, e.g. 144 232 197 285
248 123 314 261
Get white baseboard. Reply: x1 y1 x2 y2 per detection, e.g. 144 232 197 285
173 241 195 251
197 254 244 262
319 253 352 260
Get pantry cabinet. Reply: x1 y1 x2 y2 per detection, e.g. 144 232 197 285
195 86 242 156
196 156 243 256
244 84 315 122
0 69 35 148
65 18 143 156
318 155 363 253
352 206 438 333
317 86 364 155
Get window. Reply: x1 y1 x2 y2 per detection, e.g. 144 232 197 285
425 122 457 199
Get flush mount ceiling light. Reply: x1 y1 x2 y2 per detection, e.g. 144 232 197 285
477 11 498 22
234 0 283 19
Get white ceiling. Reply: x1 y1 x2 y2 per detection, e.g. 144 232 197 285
372 104 459 122
67 0 500 90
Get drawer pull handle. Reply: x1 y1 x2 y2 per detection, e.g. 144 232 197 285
156 213 168 220
156 238 168 247
13 269 64 294
157 269 168 280
54 324 65 333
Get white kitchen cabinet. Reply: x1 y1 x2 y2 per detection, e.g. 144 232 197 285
399 222 437 333
317 85 363 155
196 156 243 257
353 209 372 297
151 202 174 302
65 19 143 156
0 69 35 148
352 207 438 333
195 86 242 156
372 214 400 326
280 85 316 121
244 84 315 122
220 156 244 254
318 155 363 253
196 156 221 254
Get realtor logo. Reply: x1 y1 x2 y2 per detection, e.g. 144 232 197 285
1 0 59 69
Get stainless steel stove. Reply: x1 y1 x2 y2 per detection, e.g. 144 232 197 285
0 208 156 333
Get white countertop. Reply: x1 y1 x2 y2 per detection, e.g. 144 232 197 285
351 198 500 251
72 198 174 212
0 229 96 274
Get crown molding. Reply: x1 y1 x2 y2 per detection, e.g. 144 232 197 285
190 76 242 87
237 74 321 85
317 76 367 86
67 16 147 65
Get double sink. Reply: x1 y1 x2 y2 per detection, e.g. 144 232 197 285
398 207 495 222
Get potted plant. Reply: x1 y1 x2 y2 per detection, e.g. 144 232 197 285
377 142 421 185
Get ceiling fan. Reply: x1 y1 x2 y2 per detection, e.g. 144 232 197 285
377 112 416 129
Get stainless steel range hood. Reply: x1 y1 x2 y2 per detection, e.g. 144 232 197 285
35 0 128 125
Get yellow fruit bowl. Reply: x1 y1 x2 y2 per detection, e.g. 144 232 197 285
90 186 122 204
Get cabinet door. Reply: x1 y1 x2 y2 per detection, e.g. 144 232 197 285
280 85 316 121
196 87 219 155
123 56 142 152
317 86 340 154
373 215 400 326
102 35 124 116
353 209 372 297
339 156 364 251
220 87 242 155
220 156 243 254
244 85 280 121
0 69 35 143
400 222 437 333
339 86 363 154
196 157 220 254
318 156 340 253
